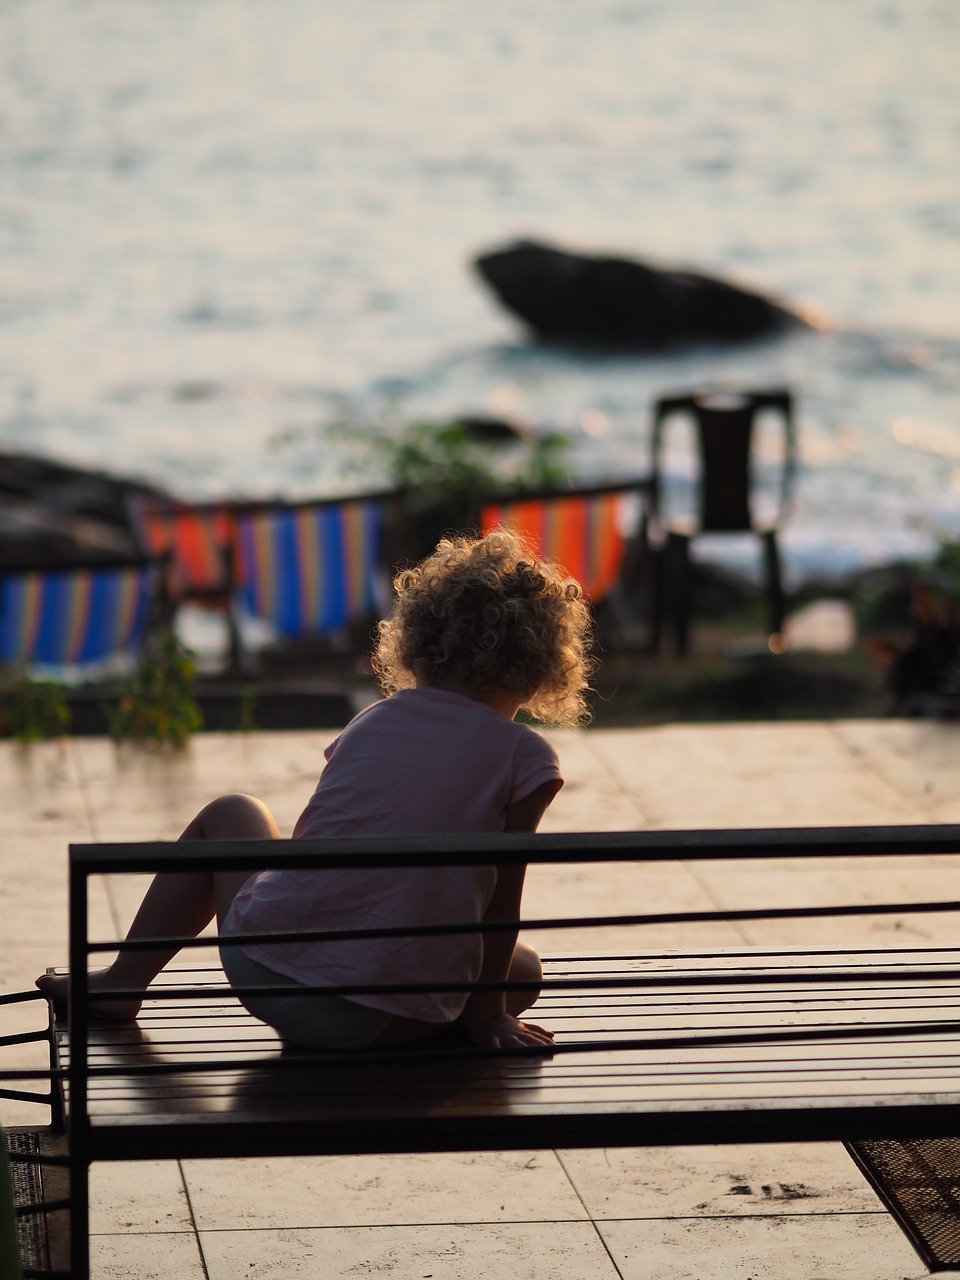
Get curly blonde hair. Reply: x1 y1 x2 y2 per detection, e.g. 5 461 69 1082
372 530 596 727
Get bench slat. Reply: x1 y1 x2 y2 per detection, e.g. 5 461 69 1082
54 948 960 1160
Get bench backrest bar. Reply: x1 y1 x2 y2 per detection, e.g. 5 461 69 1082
68 823 960 874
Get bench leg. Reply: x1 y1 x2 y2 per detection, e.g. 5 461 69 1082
69 1155 90 1280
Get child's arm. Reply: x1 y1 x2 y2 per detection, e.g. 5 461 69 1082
502 778 562 835
459 780 561 1050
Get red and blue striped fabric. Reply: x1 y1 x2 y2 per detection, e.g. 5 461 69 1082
129 496 237 598
481 490 627 601
235 498 384 636
0 563 157 667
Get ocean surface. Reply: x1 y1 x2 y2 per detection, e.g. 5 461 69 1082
1 0 959 586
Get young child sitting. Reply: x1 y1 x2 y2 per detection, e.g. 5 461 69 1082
37 529 595 1052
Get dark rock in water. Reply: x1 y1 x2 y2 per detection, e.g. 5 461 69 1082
450 415 529 443
0 451 167 567
473 239 811 347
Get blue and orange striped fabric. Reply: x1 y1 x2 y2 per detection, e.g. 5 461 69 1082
0 563 157 667
481 491 627 601
129 496 236 597
235 498 385 636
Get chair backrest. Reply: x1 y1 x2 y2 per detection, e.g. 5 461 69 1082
128 495 238 600
480 484 645 601
0 561 160 668
651 388 795 533
235 495 387 637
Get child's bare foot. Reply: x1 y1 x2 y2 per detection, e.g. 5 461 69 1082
35 970 144 1021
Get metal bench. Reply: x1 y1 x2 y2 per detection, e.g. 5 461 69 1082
31 825 960 1275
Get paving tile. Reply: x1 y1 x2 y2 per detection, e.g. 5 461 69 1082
0 943 59 1128
78 776 315 842
100 872 203 936
73 731 332 794
201 1220 620 1280
177 729 340 785
71 738 215 788
0 944 57 1008
584 723 928 829
77 788 224 837
926 797 960 823
825 721 960 810
2 719 958 1279
557 1143 881 1220
541 728 649 831
90 1160 193 1233
183 1149 587 1230
696 864 960 946
588 723 859 784
692 850 960 880
69 742 291 840
1 882 77 948
651 771 920 830
540 773 648 834
0 740 83 794
597 1210 927 1280
91 1231 206 1280
80 808 232 845
0 845 115 947
832 718 959 770
2 792 96 838
524 861 746 950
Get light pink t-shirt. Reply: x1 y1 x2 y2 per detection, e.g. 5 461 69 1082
225 687 562 1022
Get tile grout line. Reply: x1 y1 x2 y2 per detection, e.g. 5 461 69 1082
679 857 757 945
579 730 652 829
71 739 131 940
68 738 103 843
824 721 929 821
580 724 757 946
171 1215 643 1234
177 1160 213 1280
553 1149 627 1280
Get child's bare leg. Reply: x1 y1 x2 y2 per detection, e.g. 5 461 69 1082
505 941 544 1018
373 941 549 1049
36 793 280 1018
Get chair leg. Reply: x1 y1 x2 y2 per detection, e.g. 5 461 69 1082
635 519 666 656
666 533 692 656
224 604 247 677
763 530 785 637
649 548 664 655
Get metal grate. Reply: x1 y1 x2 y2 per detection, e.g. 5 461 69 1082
6 1130 50 1274
847 1138 960 1271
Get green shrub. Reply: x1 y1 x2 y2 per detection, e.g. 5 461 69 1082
0 675 70 741
272 410 572 561
106 631 203 748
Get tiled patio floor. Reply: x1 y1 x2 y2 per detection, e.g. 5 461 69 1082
3 717 960 1278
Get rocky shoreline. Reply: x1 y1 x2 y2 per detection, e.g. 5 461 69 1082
0 450 166 567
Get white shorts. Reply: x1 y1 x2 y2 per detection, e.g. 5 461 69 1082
219 942 397 1051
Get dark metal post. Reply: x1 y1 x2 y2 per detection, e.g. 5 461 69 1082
67 850 91 1280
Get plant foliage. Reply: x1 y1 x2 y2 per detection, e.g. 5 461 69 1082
106 630 203 748
0 675 70 741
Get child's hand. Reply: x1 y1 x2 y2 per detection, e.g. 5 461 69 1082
466 1013 556 1052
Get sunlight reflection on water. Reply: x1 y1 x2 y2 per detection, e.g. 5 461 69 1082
0 0 957 581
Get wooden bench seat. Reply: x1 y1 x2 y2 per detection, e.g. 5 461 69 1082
51 824 960 1276
56 945 960 1161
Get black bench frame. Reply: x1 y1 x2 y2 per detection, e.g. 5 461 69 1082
42 824 960 1276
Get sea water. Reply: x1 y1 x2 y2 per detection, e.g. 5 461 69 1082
1 0 958 586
